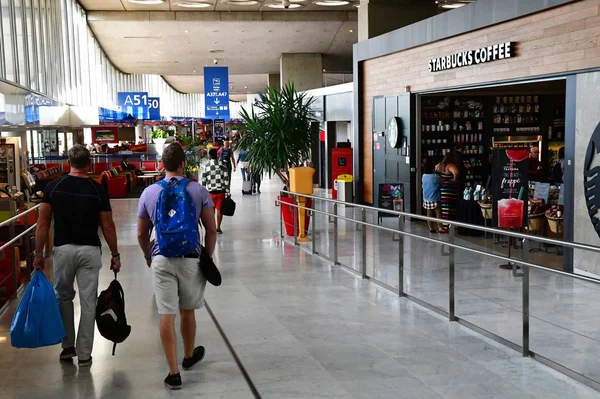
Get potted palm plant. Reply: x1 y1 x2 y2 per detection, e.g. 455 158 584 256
150 128 172 156
238 82 318 236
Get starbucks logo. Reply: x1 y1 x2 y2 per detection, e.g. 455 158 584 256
584 121 600 237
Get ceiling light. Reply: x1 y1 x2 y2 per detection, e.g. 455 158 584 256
349 29 353 32
314 1 349 6
174 1 213 8
185 30 189 33
267 3 302 8
440 3 466 8
222 0 259 4
127 0 166 4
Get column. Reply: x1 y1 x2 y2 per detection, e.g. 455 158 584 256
358 0 438 41
280 53 323 92
268 74 281 91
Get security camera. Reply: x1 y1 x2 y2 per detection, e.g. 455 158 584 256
213 59 218 65
283 0 290 9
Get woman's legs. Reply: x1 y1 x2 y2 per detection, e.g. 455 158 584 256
435 205 443 231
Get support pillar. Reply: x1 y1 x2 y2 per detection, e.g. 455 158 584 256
280 53 323 91
268 74 281 91
358 0 438 41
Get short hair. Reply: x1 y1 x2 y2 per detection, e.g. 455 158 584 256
209 148 218 160
423 160 435 175
162 143 186 172
68 145 90 170
122 156 128 161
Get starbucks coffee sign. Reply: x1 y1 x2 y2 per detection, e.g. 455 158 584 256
428 42 515 73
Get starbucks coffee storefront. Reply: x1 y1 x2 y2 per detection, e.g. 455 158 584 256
353 0 600 274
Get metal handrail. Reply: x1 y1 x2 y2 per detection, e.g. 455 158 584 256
0 204 40 229
281 199 600 285
0 224 37 253
280 190 597 254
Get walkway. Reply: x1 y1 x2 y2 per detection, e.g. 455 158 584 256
0 174 598 398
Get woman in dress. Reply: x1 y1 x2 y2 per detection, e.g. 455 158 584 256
436 153 461 233
422 160 443 233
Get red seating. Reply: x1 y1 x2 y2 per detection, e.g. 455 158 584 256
142 161 157 172
106 175 127 198
129 161 141 171
47 163 60 169
62 163 70 172
111 162 121 168
94 162 109 173
158 161 164 171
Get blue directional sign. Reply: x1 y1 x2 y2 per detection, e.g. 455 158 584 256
148 97 160 121
117 92 150 119
204 67 230 120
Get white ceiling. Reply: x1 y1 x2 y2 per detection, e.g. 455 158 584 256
78 0 360 12
87 11 357 94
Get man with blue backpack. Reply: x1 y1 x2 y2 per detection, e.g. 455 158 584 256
137 143 217 390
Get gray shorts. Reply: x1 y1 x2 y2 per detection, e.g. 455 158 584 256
151 255 207 315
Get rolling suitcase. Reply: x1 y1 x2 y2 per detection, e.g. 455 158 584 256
242 180 252 195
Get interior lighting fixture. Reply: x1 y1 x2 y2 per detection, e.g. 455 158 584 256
222 0 259 4
210 49 224 53
127 0 165 4
267 3 302 8
174 1 213 8
314 1 349 6
438 0 475 9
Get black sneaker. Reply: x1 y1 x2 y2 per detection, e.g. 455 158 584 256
60 347 76 361
164 373 182 390
78 356 92 367
182 346 205 370
216 228 223 234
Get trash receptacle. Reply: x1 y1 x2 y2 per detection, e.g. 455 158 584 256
336 174 353 203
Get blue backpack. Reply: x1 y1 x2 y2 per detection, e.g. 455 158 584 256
155 178 198 257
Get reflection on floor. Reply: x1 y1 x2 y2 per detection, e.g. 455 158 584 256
0 174 597 398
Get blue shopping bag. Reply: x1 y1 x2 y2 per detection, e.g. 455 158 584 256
10 271 66 348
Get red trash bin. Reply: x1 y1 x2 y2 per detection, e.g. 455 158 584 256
280 196 312 237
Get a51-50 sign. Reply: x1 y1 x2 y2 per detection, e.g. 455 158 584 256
118 92 151 119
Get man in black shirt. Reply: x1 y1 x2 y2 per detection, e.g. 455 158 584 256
34 145 120 367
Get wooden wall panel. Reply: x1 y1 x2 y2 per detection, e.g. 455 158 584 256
361 0 600 202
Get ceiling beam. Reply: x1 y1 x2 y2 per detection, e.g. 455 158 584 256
87 10 358 23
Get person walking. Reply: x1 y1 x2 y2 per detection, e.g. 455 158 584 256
201 148 230 234
422 160 443 233
34 145 121 367
219 141 236 188
436 153 460 234
237 149 249 182
137 143 217 390
251 166 262 194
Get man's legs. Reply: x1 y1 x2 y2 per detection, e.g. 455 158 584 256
74 246 102 361
53 245 77 352
180 309 196 358
241 168 246 182
160 315 179 375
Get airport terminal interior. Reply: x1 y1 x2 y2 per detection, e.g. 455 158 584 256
1 0 600 397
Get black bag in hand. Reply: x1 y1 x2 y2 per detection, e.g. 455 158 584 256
221 196 236 217
199 249 221 286
96 275 131 355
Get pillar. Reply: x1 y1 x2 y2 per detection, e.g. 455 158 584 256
280 53 323 92
268 74 281 91
358 0 438 41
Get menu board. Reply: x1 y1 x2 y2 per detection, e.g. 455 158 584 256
492 146 529 228
533 182 550 203
378 183 404 219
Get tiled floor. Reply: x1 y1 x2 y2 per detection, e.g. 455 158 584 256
0 173 598 398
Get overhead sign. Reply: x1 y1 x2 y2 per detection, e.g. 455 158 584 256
148 97 160 121
204 67 230 120
428 42 515 73
117 92 150 119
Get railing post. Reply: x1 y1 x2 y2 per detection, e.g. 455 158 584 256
333 203 338 265
449 226 456 322
279 195 284 240
522 238 530 357
311 199 316 255
361 208 367 279
10 221 16 300
398 216 405 296
293 194 298 246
